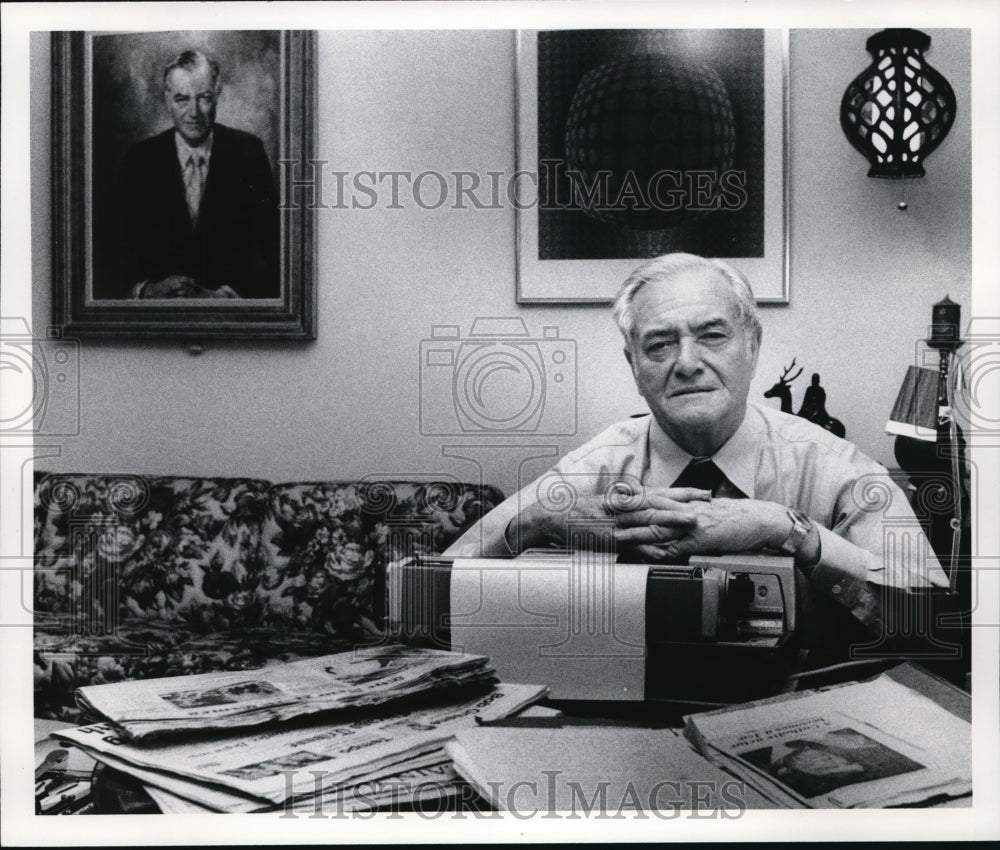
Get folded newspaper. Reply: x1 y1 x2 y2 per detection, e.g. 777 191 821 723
144 759 465 814
138 705 563 814
683 667 971 808
75 644 497 741
55 682 548 810
445 725 778 812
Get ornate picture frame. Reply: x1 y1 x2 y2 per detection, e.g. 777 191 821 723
516 29 789 304
51 30 316 339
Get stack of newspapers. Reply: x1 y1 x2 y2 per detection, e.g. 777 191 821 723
682 666 972 808
439 665 971 813
53 645 547 813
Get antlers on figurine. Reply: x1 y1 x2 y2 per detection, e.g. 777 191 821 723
763 360 846 438
762 359 803 414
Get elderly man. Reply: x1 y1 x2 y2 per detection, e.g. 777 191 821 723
445 253 947 646
119 49 279 299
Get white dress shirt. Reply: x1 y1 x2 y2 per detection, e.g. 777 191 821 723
444 402 948 632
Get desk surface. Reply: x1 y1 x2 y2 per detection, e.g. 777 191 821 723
37 661 974 814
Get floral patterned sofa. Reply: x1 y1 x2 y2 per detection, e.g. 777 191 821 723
32 472 504 722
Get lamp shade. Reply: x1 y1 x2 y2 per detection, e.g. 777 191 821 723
840 28 956 178
886 365 939 443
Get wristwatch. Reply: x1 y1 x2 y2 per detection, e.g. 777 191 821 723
778 506 812 556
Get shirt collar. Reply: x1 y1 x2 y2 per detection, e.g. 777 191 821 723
646 404 762 498
174 129 214 170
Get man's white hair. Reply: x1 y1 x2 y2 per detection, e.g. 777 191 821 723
611 252 762 345
163 49 220 91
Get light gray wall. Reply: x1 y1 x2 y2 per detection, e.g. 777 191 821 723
30 29 971 497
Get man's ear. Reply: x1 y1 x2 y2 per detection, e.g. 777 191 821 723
623 345 634 370
749 326 762 374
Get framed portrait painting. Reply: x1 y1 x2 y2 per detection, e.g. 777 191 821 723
516 29 788 304
52 30 316 339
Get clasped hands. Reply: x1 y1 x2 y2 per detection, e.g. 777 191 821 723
508 486 791 563
137 275 239 299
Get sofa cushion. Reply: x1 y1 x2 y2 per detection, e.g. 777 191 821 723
33 474 273 633
33 472 505 721
260 476 505 635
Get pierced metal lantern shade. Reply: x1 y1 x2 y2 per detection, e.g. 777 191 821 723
840 28 956 178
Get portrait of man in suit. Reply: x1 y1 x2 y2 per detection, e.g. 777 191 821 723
117 49 280 300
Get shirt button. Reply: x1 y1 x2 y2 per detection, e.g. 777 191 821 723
831 584 841 595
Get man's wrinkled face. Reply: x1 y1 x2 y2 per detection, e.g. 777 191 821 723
165 63 217 147
625 268 760 451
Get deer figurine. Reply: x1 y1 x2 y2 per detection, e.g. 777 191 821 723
762 359 802 414
763 361 846 438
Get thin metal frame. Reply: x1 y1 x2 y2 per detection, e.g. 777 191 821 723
515 28 790 305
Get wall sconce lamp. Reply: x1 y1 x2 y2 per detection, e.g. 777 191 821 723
840 28 956 178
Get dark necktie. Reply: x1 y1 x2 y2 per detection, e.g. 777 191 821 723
184 153 206 226
671 458 727 496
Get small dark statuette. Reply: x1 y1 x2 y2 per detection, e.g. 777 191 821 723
797 373 846 439
764 363 846 439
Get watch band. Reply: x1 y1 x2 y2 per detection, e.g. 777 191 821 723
778 506 812 556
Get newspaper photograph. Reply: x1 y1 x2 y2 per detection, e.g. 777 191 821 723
685 676 971 807
55 682 547 805
75 645 496 740
738 726 925 802
697 743 804 809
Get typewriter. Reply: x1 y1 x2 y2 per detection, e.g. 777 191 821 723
388 551 799 705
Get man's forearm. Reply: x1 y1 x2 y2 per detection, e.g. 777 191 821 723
794 522 822 569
